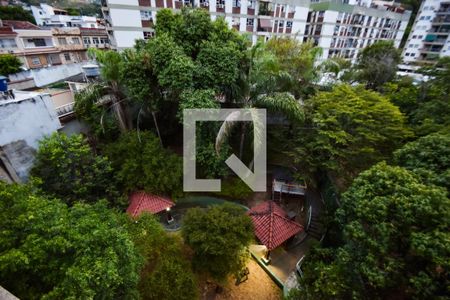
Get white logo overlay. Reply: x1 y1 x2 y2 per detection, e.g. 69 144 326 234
183 109 267 192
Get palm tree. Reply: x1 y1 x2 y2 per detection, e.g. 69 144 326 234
216 41 304 161
76 49 131 133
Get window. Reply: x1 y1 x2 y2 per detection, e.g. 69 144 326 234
72 37 80 44
278 20 284 28
408 44 413 48
410 53 415 57
425 16 431 20
83 37 91 44
246 18 254 26
418 35 423 39
286 21 293 28
419 16 425 20
93 37 100 44
414 44 419 48
216 0 225 8
233 0 240 7
58 38 67 45
100 37 108 44
247 0 255 8
143 31 154 40
140 10 152 20
64 53 71 61
412 35 417 38
31 56 41 65
0 38 17 48
28 38 46 47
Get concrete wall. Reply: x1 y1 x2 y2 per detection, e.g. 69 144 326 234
8 62 87 88
0 92 61 180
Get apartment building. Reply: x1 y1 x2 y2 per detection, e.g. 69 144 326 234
80 27 111 49
305 0 410 62
402 0 450 64
1 21 62 69
52 28 88 64
31 4 101 28
101 0 310 49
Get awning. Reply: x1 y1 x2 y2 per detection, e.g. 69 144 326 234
259 19 272 28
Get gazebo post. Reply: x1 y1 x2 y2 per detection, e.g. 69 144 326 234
166 207 174 224
263 249 271 265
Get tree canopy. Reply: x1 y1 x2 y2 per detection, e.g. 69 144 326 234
31 133 122 207
0 54 22 76
104 131 183 198
0 182 141 299
292 163 450 299
0 6 35 24
182 203 253 282
354 41 401 90
288 84 411 189
394 132 450 193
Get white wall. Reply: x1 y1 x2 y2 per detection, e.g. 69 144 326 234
114 30 144 48
110 8 142 27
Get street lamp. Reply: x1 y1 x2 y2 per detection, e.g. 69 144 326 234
166 207 174 224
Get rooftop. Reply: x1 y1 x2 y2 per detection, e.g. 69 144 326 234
2 20 41 30
127 192 175 217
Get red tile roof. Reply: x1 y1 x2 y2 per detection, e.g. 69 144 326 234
127 192 174 217
2 20 41 30
247 201 303 250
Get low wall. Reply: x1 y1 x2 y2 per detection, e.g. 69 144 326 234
8 62 88 88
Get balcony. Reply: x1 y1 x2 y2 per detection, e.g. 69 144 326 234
139 0 151 6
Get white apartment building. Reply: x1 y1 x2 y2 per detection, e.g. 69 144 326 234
305 0 410 62
101 0 410 61
31 4 101 28
402 0 450 64
101 0 310 49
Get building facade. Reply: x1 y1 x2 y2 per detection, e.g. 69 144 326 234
305 0 410 62
80 27 111 49
101 0 410 61
31 4 101 28
52 27 88 64
402 0 450 64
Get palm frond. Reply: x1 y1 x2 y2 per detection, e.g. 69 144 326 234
255 92 304 122
215 111 241 155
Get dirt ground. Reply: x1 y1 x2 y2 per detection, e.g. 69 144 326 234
201 259 282 300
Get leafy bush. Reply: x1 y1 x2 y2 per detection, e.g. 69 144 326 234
31 133 122 207
104 131 183 198
0 54 22 76
213 177 253 200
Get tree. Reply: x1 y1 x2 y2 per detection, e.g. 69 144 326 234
0 183 142 299
104 131 183 198
31 133 122 207
394 132 450 193
182 203 253 282
124 214 198 300
292 163 450 299
0 54 22 76
288 84 411 189
355 41 401 90
0 6 35 24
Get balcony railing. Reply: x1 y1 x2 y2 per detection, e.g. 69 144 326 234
55 101 75 118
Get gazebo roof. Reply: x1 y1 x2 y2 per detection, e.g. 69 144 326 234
126 192 174 217
247 201 303 250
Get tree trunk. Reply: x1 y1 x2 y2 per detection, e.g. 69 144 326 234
152 111 163 146
239 122 247 160
111 82 129 132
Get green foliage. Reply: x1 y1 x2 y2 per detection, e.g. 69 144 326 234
178 88 219 120
104 131 183 198
74 83 120 141
0 6 35 24
124 214 198 300
65 7 80 16
0 54 22 76
394 132 450 193
293 163 450 299
182 203 253 282
0 183 141 299
31 133 122 207
355 41 401 90
289 84 411 189
213 177 253 199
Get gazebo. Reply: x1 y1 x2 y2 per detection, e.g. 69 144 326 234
126 191 175 219
247 201 303 263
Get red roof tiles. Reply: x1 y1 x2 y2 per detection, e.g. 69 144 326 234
2 20 41 30
126 192 174 217
247 201 303 250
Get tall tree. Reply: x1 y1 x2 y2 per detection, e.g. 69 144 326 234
355 41 401 90
287 84 411 189
182 203 253 283
290 163 450 299
30 133 122 207
0 183 141 299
